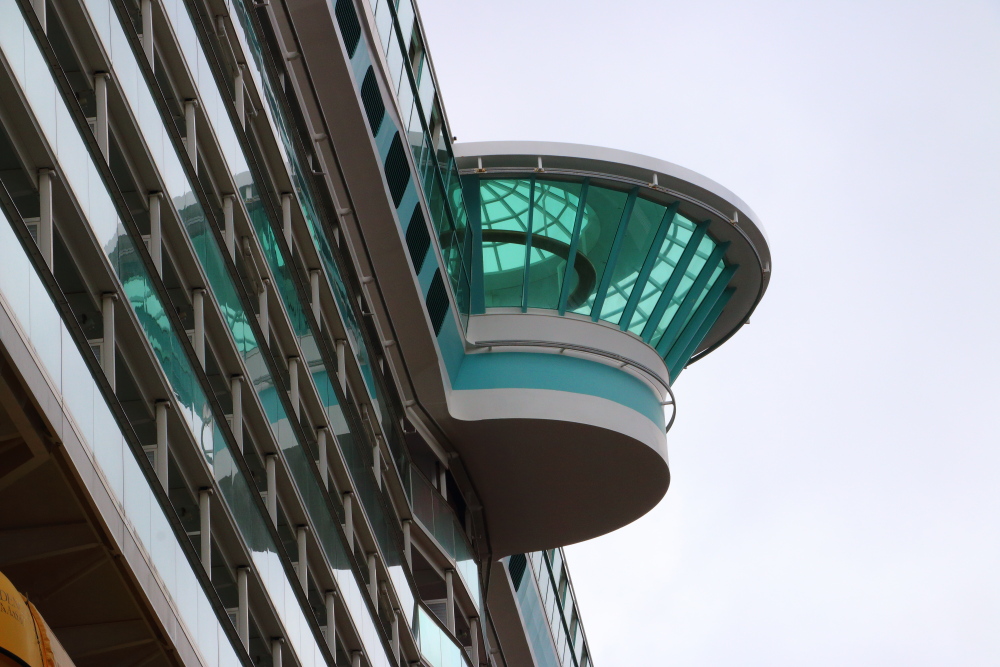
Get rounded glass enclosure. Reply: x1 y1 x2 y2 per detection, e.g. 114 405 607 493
465 174 738 379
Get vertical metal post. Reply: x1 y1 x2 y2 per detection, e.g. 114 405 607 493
234 65 245 129
199 488 212 572
445 569 455 633
310 269 321 328
470 617 480 665
336 340 346 393
265 454 277 525
38 169 53 269
141 0 154 68
31 0 45 32
94 73 109 160
184 100 198 172
438 463 448 501
101 293 116 391
343 492 353 548
367 553 377 611
372 439 381 490
149 192 162 274
317 426 328 490
192 288 205 368
288 356 299 420
296 526 308 591
258 279 269 345
231 375 243 451
154 401 169 487
271 639 282 667
237 567 249 649
391 610 400 664
281 193 293 250
223 194 235 260
402 520 411 568
324 591 336 655
351 651 361 667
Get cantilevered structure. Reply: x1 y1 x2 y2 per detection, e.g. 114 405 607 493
0 0 770 666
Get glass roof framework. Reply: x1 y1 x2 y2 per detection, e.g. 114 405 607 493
469 176 739 382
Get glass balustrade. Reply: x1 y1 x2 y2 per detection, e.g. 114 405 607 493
407 469 479 610
0 106 242 667
0 7 333 664
91 0 477 664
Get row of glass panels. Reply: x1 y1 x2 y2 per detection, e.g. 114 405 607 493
224 4 485 666
147 1 479 666
0 182 244 667
122 0 480 665
471 176 738 380
368 0 473 313
529 550 590 667
505 551 591 667
0 3 392 665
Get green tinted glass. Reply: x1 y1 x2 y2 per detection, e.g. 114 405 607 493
526 180 584 310
598 196 667 323
627 213 696 335
480 178 530 307
649 233 715 344
568 185 629 315
473 175 737 378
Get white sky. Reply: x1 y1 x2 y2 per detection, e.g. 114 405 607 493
416 1 1000 664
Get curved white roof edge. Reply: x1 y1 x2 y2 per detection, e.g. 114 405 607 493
453 140 770 248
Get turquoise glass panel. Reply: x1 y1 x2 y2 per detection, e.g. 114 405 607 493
626 213 697 335
526 181 584 310
598 196 666 323
648 233 715 344
567 185 629 316
473 176 734 377
480 179 530 307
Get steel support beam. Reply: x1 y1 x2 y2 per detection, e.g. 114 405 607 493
296 525 308 591
154 400 169 487
184 100 198 172
38 168 53 268
140 0 154 67
199 488 212 571
192 288 205 368
317 426 328 489
101 293 116 391
149 192 162 274
237 567 249 649
265 454 278 525
445 569 456 633
231 374 243 451
94 73 110 159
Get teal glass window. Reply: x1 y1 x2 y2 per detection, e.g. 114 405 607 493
472 175 739 379
627 212 697 335
598 196 667 323
568 185 629 316
480 178 531 307
648 233 716 345
526 180 585 310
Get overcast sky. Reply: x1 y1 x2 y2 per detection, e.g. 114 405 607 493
416 1 1000 664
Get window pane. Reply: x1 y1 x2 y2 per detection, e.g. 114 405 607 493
599 196 666 323
526 181 583 310
569 185 629 316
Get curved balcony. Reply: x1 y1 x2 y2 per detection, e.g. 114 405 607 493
425 142 771 555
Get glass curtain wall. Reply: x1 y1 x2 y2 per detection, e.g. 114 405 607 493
149 1 479 665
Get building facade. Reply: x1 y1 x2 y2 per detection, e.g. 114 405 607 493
0 0 769 666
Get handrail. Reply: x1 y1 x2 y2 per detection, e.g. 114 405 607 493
470 339 677 432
